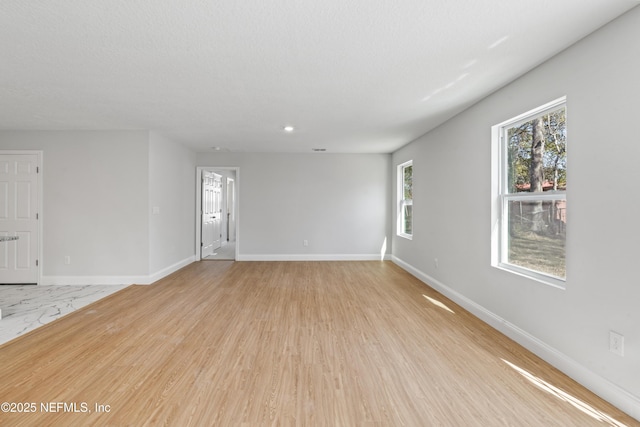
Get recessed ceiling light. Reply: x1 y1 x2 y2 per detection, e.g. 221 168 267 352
283 126 295 132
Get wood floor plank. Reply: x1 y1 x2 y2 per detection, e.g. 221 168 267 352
0 261 636 426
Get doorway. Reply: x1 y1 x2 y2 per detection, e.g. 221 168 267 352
195 167 239 261
201 171 222 258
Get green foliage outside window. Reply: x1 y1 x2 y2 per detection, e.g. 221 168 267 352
403 165 413 199
507 108 566 193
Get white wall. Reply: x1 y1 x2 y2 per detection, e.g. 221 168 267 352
0 130 198 284
392 7 640 418
0 131 150 279
196 152 391 260
148 132 197 277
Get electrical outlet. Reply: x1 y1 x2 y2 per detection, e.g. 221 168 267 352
609 331 624 356
64 256 71 265
434 258 439 268
303 240 309 247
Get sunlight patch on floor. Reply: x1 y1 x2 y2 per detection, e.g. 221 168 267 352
502 359 628 427
422 294 455 314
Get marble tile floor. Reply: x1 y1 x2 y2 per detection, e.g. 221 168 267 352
203 241 236 261
203 242 236 261
0 284 128 346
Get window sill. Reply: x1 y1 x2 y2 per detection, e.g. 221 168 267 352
494 263 565 290
397 233 413 241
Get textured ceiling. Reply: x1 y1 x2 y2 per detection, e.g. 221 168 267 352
0 1 637 153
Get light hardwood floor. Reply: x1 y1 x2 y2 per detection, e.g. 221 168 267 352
0 261 636 426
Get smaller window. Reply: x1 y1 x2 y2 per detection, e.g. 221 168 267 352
397 160 413 239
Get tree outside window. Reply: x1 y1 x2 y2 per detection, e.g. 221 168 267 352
493 98 567 286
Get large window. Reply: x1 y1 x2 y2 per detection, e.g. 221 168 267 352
492 98 567 287
397 160 413 239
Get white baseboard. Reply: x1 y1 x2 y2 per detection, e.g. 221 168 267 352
237 253 391 261
146 256 196 285
392 255 640 422
41 256 196 286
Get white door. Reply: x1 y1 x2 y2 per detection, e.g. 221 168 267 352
201 171 222 258
226 178 236 242
0 154 39 284
211 174 222 251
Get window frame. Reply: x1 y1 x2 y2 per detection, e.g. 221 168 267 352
491 97 567 289
397 160 413 240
